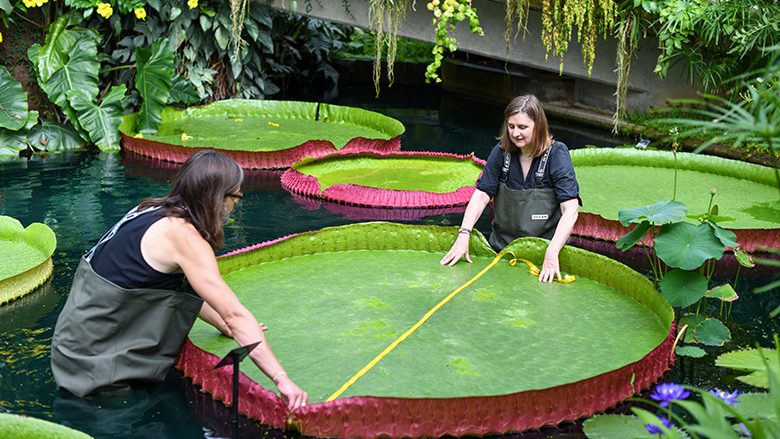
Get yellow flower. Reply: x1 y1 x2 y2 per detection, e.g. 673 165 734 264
181 133 193 141
234 118 243 122
133 133 144 139
134 7 146 20
22 0 35 8
34 0 48 7
96 2 113 18
187 0 198 9
267 121 280 128
0 32 3 43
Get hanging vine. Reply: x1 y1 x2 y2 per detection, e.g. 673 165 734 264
230 0 250 65
424 0 484 83
369 0 410 97
504 0 530 52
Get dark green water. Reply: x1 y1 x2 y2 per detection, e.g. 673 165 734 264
0 93 777 439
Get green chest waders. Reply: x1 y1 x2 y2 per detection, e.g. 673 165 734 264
488 150 562 251
51 207 203 397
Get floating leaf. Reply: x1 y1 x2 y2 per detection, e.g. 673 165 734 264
704 284 739 302
716 347 778 389
689 318 731 346
676 345 706 358
660 269 708 308
582 414 656 439
618 200 688 226
680 314 706 343
654 222 725 270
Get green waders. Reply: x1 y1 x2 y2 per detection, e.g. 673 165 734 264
488 150 561 251
51 207 203 397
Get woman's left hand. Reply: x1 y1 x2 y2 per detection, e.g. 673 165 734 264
539 248 561 283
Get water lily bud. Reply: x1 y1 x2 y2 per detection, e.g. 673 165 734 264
710 187 717 195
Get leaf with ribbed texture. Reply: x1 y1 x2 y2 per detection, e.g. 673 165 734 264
0 128 28 157
0 66 29 131
0 413 92 438
136 39 174 133
655 223 725 270
29 13 88 84
28 121 86 151
168 74 200 105
67 85 126 151
0 216 56 280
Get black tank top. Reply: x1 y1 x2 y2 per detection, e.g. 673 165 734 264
91 211 186 291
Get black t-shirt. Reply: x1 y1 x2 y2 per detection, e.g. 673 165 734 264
476 141 580 203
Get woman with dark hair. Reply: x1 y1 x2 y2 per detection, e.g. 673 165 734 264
440 95 581 282
51 150 308 409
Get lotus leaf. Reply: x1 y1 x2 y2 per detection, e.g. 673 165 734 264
704 284 738 302
618 200 688 226
0 216 57 304
188 222 672 404
687 318 731 347
654 223 725 270
0 413 93 439
676 346 706 358
680 314 706 343
708 222 739 248
659 269 708 308
616 221 651 251
582 414 657 439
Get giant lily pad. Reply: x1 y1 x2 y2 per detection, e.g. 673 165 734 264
572 148 780 252
281 151 485 208
178 222 674 437
0 413 92 438
119 99 405 169
0 216 57 305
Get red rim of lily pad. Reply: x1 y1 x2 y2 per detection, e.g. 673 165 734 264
176 223 676 438
280 151 486 208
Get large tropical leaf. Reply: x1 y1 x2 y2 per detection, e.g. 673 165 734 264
0 128 28 157
30 14 92 84
0 0 12 14
168 74 200 105
654 222 725 270
135 39 174 133
0 66 29 131
67 86 126 151
618 200 688 226
28 122 87 151
659 269 708 308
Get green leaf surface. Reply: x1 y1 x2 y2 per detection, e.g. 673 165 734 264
618 200 688 226
572 148 780 230
705 284 738 302
292 154 483 193
659 269 708 308
676 345 707 358
735 392 776 421
0 216 57 280
734 249 755 268
582 414 655 439
136 39 174 133
0 129 28 157
616 221 651 251
67 86 126 151
0 413 92 438
120 100 405 151
30 14 87 84
189 223 672 403
708 222 739 248
655 223 725 270
168 75 200 105
716 348 778 389
0 0 12 14
0 66 29 131
27 122 86 151
690 318 731 346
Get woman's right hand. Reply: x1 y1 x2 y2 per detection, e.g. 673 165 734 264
276 375 308 410
440 233 472 266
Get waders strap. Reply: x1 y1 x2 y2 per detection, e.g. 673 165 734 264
85 206 161 262
500 149 552 187
326 250 519 402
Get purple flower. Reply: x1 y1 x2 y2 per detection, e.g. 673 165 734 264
645 416 673 435
650 383 691 407
710 388 740 406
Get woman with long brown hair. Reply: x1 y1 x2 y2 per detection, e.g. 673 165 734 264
440 95 581 282
52 150 308 409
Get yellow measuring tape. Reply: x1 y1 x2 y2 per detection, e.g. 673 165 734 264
325 250 575 401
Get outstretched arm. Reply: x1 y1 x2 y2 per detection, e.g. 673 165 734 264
440 189 491 266
539 198 579 282
171 223 308 410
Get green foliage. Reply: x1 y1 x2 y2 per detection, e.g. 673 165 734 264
660 269 708 308
67 85 126 151
619 199 688 226
654 223 726 270
424 0 483 84
334 29 435 64
135 39 173 133
716 347 779 389
0 66 30 131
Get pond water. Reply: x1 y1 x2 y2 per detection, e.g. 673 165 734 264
0 89 777 439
